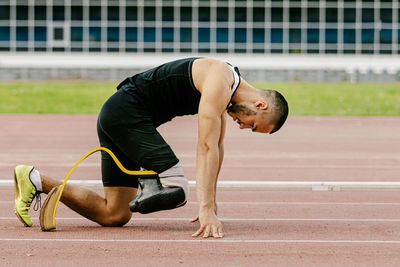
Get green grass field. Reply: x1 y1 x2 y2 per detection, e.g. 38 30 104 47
0 82 399 116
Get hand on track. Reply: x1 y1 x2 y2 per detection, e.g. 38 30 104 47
189 203 217 223
191 208 223 238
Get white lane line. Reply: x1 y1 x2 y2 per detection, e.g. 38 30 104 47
3 201 400 206
217 202 400 206
0 200 400 206
2 238 400 244
2 217 400 222
3 180 400 191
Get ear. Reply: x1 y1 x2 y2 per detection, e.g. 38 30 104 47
254 100 268 110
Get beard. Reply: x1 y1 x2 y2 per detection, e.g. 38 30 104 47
227 103 256 116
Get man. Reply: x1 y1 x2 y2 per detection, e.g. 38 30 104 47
14 57 288 238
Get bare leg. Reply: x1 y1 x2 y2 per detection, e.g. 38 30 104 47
41 174 137 226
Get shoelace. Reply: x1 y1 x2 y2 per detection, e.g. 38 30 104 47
33 192 42 211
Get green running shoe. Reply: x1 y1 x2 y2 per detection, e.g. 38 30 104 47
14 165 41 227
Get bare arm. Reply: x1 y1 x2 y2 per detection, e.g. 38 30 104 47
190 113 225 222
195 104 222 211
217 113 226 177
191 60 231 238
214 113 226 214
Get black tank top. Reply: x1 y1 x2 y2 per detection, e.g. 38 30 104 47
117 57 240 127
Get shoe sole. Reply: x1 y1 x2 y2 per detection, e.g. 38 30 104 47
14 169 29 227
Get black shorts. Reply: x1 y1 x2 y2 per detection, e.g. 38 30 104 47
97 86 179 188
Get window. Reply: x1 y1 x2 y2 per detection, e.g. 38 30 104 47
308 8 319 23
71 6 83 21
198 28 210 43
0 5 10 20
217 7 228 22
126 27 137 42
271 8 283 22
217 28 228 43
343 29 356 43
362 9 374 23
235 7 246 22
235 28 246 43
17 6 28 20
89 27 101 41
199 7 210 22
325 8 337 23
163 7 174 22
34 27 46 41
16 27 28 41
289 8 301 22
181 7 192 21
71 27 83 41
380 29 392 44
53 6 65 21
307 29 319 43
143 27 156 42
289 29 301 43
380 9 392 23
180 28 191 42
162 28 174 42
107 27 119 42
361 29 374 43
325 29 337 43
199 28 210 43
54 28 64 40
398 30 400 44
35 6 46 20
344 8 356 23
0 27 10 41
253 7 264 22
90 6 101 21
126 7 137 21
253 28 264 43
108 6 119 21
271 28 283 43
144 7 156 21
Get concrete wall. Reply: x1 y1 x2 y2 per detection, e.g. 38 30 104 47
1 53 400 83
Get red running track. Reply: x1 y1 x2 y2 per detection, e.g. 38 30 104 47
1 115 400 266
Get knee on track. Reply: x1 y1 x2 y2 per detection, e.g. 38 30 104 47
99 212 132 227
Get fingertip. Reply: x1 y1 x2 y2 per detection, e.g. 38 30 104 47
189 217 199 223
192 230 201 237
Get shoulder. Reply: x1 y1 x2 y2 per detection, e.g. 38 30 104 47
192 58 233 94
192 58 233 114
192 58 231 77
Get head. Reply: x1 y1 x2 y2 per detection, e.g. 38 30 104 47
227 89 289 134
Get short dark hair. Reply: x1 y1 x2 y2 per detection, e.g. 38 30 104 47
259 89 289 134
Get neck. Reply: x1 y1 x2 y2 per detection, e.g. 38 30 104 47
231 79 260 104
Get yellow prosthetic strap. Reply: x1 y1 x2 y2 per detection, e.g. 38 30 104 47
50 147 157 230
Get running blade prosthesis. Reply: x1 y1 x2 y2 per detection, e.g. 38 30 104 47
129 175 186 214
39 185 62 231
38 147 156 231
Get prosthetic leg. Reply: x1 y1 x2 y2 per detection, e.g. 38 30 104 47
129 174 187 214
